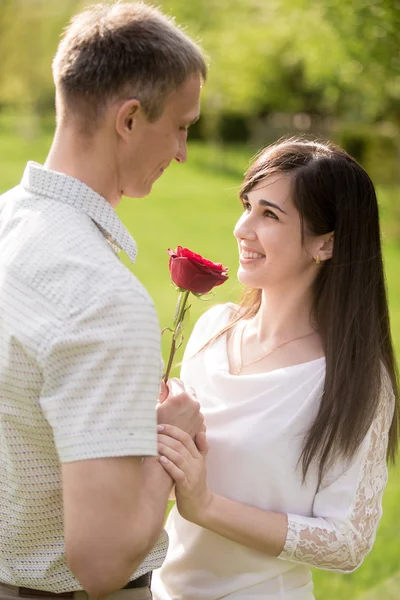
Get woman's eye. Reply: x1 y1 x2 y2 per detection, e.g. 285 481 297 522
241 203 278 220
264 210 278 220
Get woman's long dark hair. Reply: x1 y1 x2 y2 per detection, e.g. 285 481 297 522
212 137 399 482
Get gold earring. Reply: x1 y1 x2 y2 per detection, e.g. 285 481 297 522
315 255 321 265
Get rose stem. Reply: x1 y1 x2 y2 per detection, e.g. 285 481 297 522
163 290 190 382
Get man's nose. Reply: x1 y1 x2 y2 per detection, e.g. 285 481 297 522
175 139 187 164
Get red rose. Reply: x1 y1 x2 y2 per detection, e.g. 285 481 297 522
163 246 228 381
168 246 228 294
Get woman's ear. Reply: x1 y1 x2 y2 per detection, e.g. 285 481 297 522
320 232 334 261
313 232 334 263
115 98 141 139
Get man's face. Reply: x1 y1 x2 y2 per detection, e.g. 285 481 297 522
119 73 201 198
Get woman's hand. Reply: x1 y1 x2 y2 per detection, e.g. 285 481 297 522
157 424 213 525
156 379 204 440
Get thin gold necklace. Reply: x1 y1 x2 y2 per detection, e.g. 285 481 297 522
235 320 316 375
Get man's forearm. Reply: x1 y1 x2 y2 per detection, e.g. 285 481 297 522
139 456 173 551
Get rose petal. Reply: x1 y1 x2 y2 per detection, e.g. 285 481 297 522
168 246 228 294
169 257 227 294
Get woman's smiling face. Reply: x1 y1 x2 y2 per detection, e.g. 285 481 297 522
233 174 320 291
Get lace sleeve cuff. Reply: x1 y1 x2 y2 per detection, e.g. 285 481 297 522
279 514 365 572
278 378 394 572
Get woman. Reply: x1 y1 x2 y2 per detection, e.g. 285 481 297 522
152 138 399 600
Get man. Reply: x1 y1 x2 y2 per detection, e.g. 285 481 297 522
0 3 207 599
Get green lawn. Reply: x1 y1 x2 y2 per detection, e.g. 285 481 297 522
1 129 399 600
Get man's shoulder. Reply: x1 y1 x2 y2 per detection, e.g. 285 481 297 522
0 187 151 319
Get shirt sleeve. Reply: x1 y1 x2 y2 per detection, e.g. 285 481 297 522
278 372 395 572
39 288 162 463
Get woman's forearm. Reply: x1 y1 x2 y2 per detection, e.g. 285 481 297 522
157 425 287 556
195 493 288 557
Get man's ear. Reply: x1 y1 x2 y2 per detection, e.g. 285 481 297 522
115 98 141 139
318 232 334 262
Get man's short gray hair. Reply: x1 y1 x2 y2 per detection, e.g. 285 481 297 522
52 2 207 128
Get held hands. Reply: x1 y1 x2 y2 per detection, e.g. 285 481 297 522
157 378 205 440
157 424 213 525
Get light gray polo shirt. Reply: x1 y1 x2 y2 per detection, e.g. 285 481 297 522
0 162 167 592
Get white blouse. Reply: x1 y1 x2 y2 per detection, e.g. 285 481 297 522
152 304 394 600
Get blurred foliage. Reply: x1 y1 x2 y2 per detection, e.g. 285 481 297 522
0 0 81 111
0 0 399 128
166 0 400 127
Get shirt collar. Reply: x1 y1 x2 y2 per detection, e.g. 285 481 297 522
21 162 138 264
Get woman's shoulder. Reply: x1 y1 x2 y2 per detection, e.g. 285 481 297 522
183 303 237 357
194 302 238 333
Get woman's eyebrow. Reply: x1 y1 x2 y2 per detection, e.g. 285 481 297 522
242 193 287 215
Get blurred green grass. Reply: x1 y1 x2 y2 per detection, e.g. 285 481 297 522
0 132 399 600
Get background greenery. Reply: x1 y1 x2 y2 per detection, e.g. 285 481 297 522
1 0 399 597
0 0 400 183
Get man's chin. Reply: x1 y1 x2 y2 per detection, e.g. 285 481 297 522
123 184 152 199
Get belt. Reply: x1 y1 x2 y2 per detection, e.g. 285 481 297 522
17 572 152 598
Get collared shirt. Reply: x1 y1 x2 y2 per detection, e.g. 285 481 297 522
0 163 168 592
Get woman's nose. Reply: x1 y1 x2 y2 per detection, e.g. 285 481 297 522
233 214 257 241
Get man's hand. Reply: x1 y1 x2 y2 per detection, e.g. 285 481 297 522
157 378 204 439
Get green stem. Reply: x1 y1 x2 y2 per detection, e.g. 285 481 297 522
163 290 190 382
